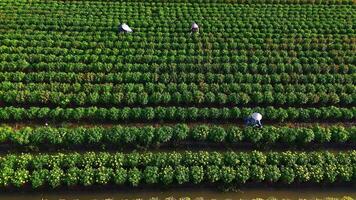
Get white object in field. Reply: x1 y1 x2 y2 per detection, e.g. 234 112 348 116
191 22 199 32
251 112 262 121
45 123 48 126
119 23 133 33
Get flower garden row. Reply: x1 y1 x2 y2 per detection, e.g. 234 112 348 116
1 124 354 148
0 151 355 188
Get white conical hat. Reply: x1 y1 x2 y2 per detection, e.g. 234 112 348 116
192 23 199 29
121 23 133 32
251 112 262 121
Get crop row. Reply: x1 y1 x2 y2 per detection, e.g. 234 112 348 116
0 106 353 122
2 33 352 50
3 3 352 10
1 53 353 67
0 72 353 84
1 39 353 54
5 20 350 34
0 50 353 66
2 21 350 33
1 0 353 4
2 31 351 45
2 6 352 23
0 151 355 188
1 125 354 148
2 33 351 50
0 61 353 74
0 82 354 95
2 36 353 51
3 151 354 172
1 90 354 107
3 9 351 25
2 21 351 35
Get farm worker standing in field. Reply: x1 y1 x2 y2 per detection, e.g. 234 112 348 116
244 112 263 128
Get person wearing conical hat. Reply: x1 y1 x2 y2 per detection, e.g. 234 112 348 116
191 22 199 33
119 23 133 33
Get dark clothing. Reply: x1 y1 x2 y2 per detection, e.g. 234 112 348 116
244 117 262 128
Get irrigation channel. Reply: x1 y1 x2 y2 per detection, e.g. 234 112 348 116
0 186 355 200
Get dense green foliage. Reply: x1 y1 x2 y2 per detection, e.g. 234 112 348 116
0 151 355 188
0 0 354 192
0 106 354 122
1 125 354 148
0 0 354 116
0 88 354 106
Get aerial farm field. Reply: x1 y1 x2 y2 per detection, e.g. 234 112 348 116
0 0 355 199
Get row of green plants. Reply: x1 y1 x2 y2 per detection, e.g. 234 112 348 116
4 39 353 54
2 163 355 188
1 124 354 148
5 15 351 30
4 10 351 28
1 44 353 58
0 151 355 188
0 82 354 94
0 54 354 70
1 37 353 52
3 31 351 46
2 33 352 52
2 34 353 50
0 72 353 84
3 0 354 4
4 17 351 36
3 150 354 171
1 53 352 66
1 90 353 106
0 106 353 122
0 61 353 74
2 36 351 61
6 22 351 34
3 26 351 37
